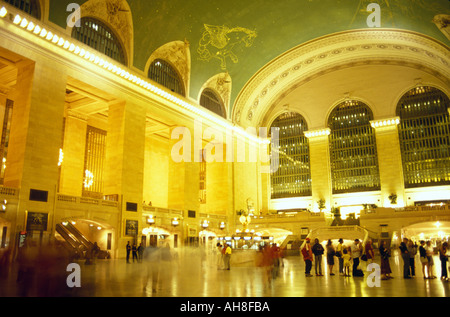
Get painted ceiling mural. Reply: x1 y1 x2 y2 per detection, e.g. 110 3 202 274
49 0 450 114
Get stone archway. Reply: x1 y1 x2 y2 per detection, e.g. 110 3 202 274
402 221 450 241
232 29 450 129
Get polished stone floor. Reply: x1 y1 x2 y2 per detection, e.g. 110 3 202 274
1 248 449 298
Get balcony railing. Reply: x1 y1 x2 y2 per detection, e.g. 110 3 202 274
57 194 119 208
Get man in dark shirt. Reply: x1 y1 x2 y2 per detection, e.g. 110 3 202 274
311 238 324 276
399 238 411 278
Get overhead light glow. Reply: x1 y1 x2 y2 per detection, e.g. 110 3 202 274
0 7 7 18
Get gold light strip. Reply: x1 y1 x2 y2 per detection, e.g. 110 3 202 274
1 8 268 145
304 128 331 138
370 117 400 128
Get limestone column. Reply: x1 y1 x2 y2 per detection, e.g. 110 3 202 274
103 100 146 256
305 129 332 212
168 123 200 244
5 60 67 241
370 118 405 207
59 112 87 196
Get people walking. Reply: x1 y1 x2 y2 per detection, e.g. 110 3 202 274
311 238 324 276
399 238 411 278
301 238 313 277
216 243 223 269
326 239 335 276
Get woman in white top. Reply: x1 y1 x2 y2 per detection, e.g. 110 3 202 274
425 241 436 279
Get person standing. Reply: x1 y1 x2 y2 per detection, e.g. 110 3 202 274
364 239 375 264
224 243 232 270
132 243 139 263
336 238 344 275
301 238 313 277
126 241 131 263
342 248 352 277
138 243 144 262
216 243 223 269
419 240 429 279
326 239 336 276
379 241 392 280
312 238 324 276
439 242 448 281
351 239 363 276
425 240 436 279
407 240 417 277
399 238 411 278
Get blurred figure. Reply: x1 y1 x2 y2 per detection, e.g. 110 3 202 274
16 240 39 296
216 243 223 269
142 246 160 293
138 243 144 262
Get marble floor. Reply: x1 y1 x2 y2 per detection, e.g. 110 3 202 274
1 248 449 298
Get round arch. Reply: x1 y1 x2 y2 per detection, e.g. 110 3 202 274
66 0 133 67
325 96 376 130
144 40 191 97
233 29 450 130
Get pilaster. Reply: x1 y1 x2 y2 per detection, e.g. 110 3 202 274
370 117 405 207
305 128 332 212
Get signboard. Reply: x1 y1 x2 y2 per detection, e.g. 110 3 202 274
125 220 139 237
26 212 48 232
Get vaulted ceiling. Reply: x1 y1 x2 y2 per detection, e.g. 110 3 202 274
47 0 450 114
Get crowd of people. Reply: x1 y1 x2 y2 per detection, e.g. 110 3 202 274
301 237 450 281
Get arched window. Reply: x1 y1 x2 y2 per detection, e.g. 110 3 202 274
3 0 40 18
328 100 380 194
397 86 450 188
72 17 126 65
200 88 226 118
270 112 312 199
148 59 185 96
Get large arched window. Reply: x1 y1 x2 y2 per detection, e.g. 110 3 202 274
72 17 126 65
397 86 450 188
3 0 40 18
270 112 312 198
148 59 185 96
328 100 380 193
199 88 226 118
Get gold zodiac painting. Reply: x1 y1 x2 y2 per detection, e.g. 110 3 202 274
198 24 257 70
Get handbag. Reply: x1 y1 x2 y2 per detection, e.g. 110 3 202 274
420 256 428 264
361 254 367 261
